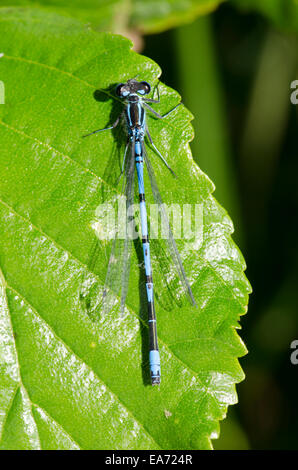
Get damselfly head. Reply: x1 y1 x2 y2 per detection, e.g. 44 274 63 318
115 79 151 98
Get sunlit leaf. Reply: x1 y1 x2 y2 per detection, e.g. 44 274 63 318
0 8 250 449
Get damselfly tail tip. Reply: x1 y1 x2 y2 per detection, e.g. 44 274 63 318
151 375 161 386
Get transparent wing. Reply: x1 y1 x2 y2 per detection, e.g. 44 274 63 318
80 142 135 321
142 142 197 307
102 143 135 316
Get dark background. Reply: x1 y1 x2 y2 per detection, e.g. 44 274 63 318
143 2 298 450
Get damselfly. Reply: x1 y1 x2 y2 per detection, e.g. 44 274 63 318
84 79 196 385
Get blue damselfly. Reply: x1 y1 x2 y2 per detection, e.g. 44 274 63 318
84 79 196 385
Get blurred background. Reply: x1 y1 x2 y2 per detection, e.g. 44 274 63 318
1 0 298 449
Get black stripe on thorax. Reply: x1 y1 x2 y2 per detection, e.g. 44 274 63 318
126 101 145 127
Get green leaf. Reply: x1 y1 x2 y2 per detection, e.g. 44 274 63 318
0 0 226 34
232 0 298 33
0 8 251 449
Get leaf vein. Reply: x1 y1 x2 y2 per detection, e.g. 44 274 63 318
0 119 121 196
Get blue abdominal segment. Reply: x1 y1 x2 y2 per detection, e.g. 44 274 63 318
135 131 160 385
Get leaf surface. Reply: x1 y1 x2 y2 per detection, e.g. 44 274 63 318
0 8 250 449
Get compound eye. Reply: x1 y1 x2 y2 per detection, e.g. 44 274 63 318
139 81 151 95
115 83 126 97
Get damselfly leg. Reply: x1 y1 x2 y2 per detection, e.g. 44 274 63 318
83 116 120 137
